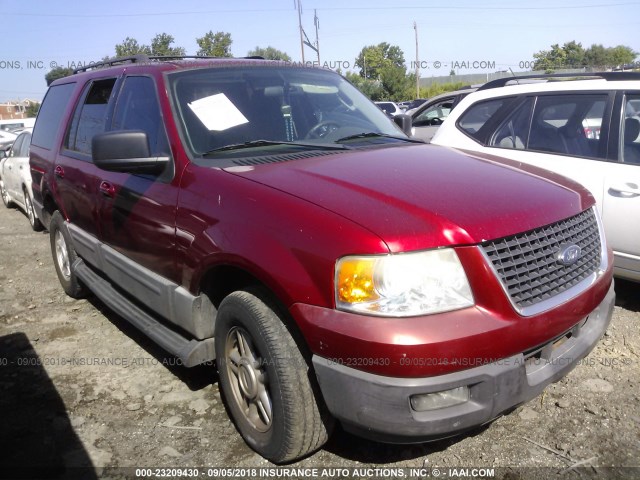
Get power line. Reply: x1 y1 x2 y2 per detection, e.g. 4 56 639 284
5 2 639 18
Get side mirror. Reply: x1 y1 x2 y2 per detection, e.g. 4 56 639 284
393 114 412 136
92 131 168 175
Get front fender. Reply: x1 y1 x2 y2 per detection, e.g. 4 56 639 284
176 165 388 311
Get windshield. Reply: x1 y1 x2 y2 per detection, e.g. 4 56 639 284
168 65 404 157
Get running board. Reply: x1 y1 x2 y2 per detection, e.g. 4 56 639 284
73 258 215 367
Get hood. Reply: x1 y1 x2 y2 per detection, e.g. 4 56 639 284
224 144 593 252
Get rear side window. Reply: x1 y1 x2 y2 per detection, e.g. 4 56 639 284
457 98 506 140
31 83 76 149
9 133 25 157
490 98 534 150
622 94 640 164
528 94 607 159
16 132 31 157
66 78 116 156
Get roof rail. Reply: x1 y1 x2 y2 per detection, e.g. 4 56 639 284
73 55 150 74
73 55 267 74
477 71 640 91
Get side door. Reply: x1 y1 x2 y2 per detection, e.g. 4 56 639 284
600 92 640 279
14 131 32 204
96 75 179 284
4 133 25 199
56 77 118 237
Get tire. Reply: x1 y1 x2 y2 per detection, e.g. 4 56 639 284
24 188 43 231
215 288 333 463
49 211 87 298
0 177 13 208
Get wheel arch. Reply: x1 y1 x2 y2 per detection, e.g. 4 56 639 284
198 262 314 360
41 191 61 229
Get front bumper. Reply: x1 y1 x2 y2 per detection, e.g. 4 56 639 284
312 282 615 443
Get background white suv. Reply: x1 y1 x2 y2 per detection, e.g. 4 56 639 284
432 72 640 282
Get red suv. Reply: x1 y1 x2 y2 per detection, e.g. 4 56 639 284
30 56 615 463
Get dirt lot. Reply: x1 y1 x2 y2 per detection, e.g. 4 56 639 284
1 202 639 480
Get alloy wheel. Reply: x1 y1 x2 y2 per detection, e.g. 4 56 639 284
224 326 273 432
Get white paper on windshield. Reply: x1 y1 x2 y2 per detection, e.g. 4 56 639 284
187 93 249 131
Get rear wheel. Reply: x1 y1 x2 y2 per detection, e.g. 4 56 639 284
49 211 87 298
215 288 332 463
24 188 43 231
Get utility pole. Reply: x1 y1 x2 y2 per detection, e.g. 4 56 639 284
301 9 319 65
296 0 305 63
314 9 320 64
414 21 419 98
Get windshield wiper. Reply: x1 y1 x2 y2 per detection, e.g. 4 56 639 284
202 139 349 156
335 132 424 144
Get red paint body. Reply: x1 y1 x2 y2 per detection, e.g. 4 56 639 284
30 60 613 380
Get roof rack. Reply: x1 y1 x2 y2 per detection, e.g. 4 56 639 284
73 55 266 74
73 55 149 74
477 71 640 91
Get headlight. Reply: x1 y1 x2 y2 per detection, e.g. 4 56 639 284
335 249 474 317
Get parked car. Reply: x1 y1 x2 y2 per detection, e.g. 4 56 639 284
404 97 428 112
432 72 640 282
0 118 36 133
0 129 17 151
0 128 42 230
410 87 477 142
375 101 403 116
31 56 614 463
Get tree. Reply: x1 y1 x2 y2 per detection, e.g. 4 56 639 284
45 66 73 86
354 43 405 80
26 102 41 117
150 33 186 56
345 71 384 100
563 41 585 67
247 46 291 61
533 41 637 71
533 43 568 71
196 31 233 57
115 37 151 57
352 43 410 100
380 66 413 102
608 45 637 66
114 34 185 58
584 44 609 69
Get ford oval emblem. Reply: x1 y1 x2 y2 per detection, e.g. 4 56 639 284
557 244 582 266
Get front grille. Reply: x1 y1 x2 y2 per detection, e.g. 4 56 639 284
481 209 601 312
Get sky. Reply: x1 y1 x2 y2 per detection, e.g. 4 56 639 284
1 0 639 102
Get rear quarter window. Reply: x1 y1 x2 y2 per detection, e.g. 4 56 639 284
31 83 76 150
457 98 506 140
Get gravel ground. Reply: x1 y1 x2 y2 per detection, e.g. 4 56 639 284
0 202 639 480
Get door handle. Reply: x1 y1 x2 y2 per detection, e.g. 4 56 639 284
54 165 64 178
608 182 639 198
99 181 116 198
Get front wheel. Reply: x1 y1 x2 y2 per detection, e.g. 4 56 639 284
215 289 332 463
49 211 87 298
